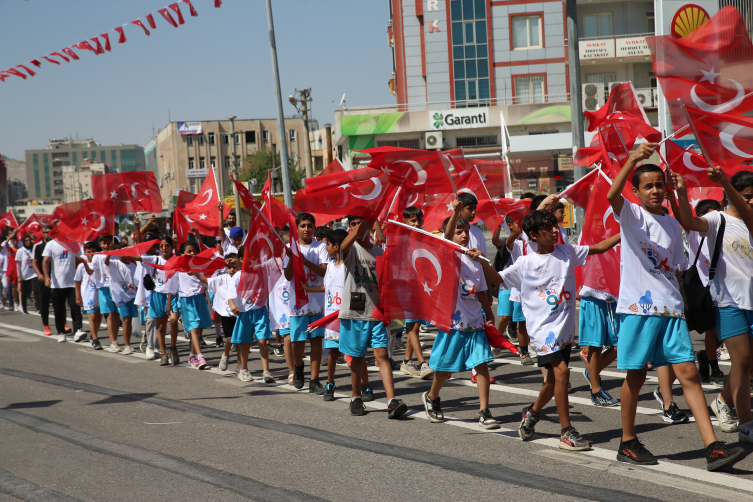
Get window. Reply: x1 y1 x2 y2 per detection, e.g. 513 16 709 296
647 13 655 34
189 157 195 169
101 151 106 163
263 131 270 142
198 135 204 146
120 149 136 172
187 135 193 146
43 153 50 197
208 132 215 145
586 73 615 86
33 153 40 197
224 158 230 169
289 129 296 141
210 156 216 168
54 180 63 186
54 189 64 196
189 179 198 193
583 13 612 38
91 151 97 161
512 15 541 49
52 171 62 177
72 152 77 166
245 131 256 143
450 0 490 107
111 150 117 170
222 134 229 145
456 135 498 147
82 151 88 159
514 75 545 104
234 133 240 144
200 157 206 169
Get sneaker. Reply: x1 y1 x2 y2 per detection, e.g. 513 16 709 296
197 355 207 369
183 332 190 340
617 438 658 465
122 346 134 355
738 420 753 444
361 385 375 402
478 408 500 429
188 355 199 368
591 389 619 406
199 337 207 347
215 338 224 347
419 324 431 333
293 365 305 389
717 344 730 361
91 339 102 350
145 347 155 360
711 395 739 432
57 334 67 343
696 350 710 383
170 347 180 365
706 440 746 472
422 391 444 423
400 360 421 376
73 330 87 343
263 371 275 384
273 343 283 357
219 356 229 371
231 344 237 352
309 379 324 395
64 325 72 334
139 335 146 353
567 382 574 394
43 326 52 336
236 366 242 376
160 353 170 366
470 374 497 385
559 426 591 451
652 388 665 408
419 361 434 380
238 369 253 382
350 398 367 416
108 342 121 353
393 338 403 350
323 383 336 401
518 405 539 441
491 348 504 358
710 369 727 387
520 354 533 365
388 358 401 371
662 402 690 424
388 398 408 419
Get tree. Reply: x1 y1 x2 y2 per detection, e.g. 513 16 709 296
239 149 304 193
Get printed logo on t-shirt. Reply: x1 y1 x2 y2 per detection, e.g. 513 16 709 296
640 242 671 274
540 330 573 354
327 290 341 308
539 286 572 312
121 281 135 293
460 279 477 300
628 290 684 318
278 284 290 303
60 250 69 260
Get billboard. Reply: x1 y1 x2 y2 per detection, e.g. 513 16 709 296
177 122 202 135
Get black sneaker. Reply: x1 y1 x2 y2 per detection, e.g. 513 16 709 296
652 387 665 408
696 350 710 383
422 391 444 423
662 402 689 424
710 369 727 387
706 441 746 472
478 408 500 429
617 438 658 465
199 337 207 347
518 405 539 441
309 379 324 395
323 382 336 401
274 343 284 357
591 389 619 406
293 364 304 389
91 339 102 350
350 397 366 416
215 338 224 347
361 385 375 402
387 398 408 419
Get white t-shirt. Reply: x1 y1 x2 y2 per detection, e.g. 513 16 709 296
109 260 137 306
16 247 37 281
702 211 753 311
509 237 538 302
74 263 99 311
615 201 686 318
283 239 329 316
469 224 488 258
500 244 589 356
88 254 107 288
324 262 345 340
42 240 81 289
268 275 291 330
141 255 178 294
178 272 204 298
231 270 264 311
450 254 488 332
208 272 236 317
222 239 240 255
0 247 6 273
579 285 617 303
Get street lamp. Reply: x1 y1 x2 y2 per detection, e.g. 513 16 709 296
289 89 314 179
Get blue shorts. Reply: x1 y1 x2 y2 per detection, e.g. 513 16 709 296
289 314 324 342
616 314 694 370
324 338 340 350
139 306 146 323
98 287 117 314
116 299 138 319
578 297 619 347
429 329 494 373
513 301 526 322
148 291 169 319
231 307 271 345
179 294 213 332
171 296 180 315
279 328 290 336
339 319 388 357
83 308 99 315
406 319 428 326
497 289 513 317
715 307 753 341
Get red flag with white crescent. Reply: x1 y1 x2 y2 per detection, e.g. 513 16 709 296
145 247 224 279
684 105 753 169
48 200 116 253
92 172 162 214
287 214 309 311
238 209 286 304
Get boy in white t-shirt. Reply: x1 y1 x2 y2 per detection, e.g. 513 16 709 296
74 241 102 349
607 143 745 471
206 253 240 373
475 209 619 451
675 168 753 445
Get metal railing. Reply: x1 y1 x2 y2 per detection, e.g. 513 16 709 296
337 94 571 115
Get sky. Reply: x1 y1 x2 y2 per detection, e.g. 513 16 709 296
0 0 394 160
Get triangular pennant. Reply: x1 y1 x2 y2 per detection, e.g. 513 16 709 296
215 0 222 7
17 65 35 77
100 32 111 52
182 0 199 17
132 19 151 36
62 47 80 60
90 37 105 55
42 56 61 66
3 68 27 80
50 52 70 62
30 60 42 68
76 41 96 53
169 3 185 24
115 27 127 44
146 13 157 29
158 8 178 28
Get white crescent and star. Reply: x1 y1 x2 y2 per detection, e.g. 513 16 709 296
719 123 753 159
247 233 276 264
411 248 442 297
690 78 744 113
682 151 709 171
197 189 214 206
189 256 213 270
350 177 383 201
88 212 106 232
389 160 427 186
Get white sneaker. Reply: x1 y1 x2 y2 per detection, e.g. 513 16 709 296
739 419 753 444
73 330 87 343
57 334 67 343
108 342 122 353
717 344 730 361
238 369 253 382
711 395 739 433
122 346 134 355
219 355 229 371
419 324 431 333
145 347 155 360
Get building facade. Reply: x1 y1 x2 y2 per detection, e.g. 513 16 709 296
25 139 145 203
7 179 27 206
61 161 106 203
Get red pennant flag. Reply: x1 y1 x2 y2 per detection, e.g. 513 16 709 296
62 48 79 60
293 173 390 220
49 201 116 253
17 65 35 77
158 8 178 28
560 168 600 209
3 68 27 80
364 147 456 194
76 41 95 53
115 27 127 44
685 105 753 169
50 52 70 62
261 172 295 228
421 169 488 231
479 197 531 231
304 165 382 192
215 0 222 7
228 175 261 210
307 310 341 334
0 211 20 234
173 207 191 248
181 208 221 237
177 166 219 212
17 214 46 243
319 158 346 177
585 82 649 132
169 3 185 24
380 221 462 333
0 74 11 83
42 56 61 66
145 247 225 279
89 239 160 257
132 19 151 36
182 0 199 17
665 140 748 189
287 214 310 311
237 210 286 304
146 13 157 29
91 171 163 214
89 37 104 55
100 33 111 52
484 324 521 354
30 60 42 68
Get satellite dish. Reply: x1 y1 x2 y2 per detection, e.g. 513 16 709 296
339 93 346 106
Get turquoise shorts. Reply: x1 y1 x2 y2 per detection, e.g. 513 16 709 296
179 294 213 332
98 287 116 314
83 308 99 315
231 307 271 345
338 319 388 357
578 296 619 348
323 338 340 350
616 314 694 370
429 329 494 373
289 314 324 342
513 301 526 322
148 291 169 319
497 289 513 317
714 306 753 341
116 299 138 319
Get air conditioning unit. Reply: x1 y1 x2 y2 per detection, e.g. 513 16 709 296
425 131 443 149
634 89 653 108
652 88 659 107
608 81 629 93
582 83 605 112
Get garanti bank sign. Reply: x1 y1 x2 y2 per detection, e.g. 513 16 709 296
429 107 490 130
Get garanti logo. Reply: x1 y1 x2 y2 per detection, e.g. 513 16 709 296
432 113 444 129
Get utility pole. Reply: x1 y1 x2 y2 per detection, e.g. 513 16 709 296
566 0 585 234
228 116 243 227
265 0 293 207
290 88 314 178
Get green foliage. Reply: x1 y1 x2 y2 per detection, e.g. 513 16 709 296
239 149 304 192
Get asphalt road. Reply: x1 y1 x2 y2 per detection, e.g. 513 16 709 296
0 305 752 502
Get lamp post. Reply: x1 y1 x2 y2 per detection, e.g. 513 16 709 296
289 88 314 178
227 115 243 227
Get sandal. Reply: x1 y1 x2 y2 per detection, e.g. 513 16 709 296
288 374 294 386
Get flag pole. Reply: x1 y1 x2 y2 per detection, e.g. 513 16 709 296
438 150 459 196
680 103 716 171
387 219 491 264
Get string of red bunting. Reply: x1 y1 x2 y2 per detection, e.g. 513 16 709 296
0 0 222 82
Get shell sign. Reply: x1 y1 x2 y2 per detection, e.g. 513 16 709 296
670 4 710 38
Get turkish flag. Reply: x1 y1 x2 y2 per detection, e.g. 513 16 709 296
287 214 309 310
261 172 295 228
480 198 531 230
484 324 521 354
228 175 261 210
379 187 428 224
560 168 601 209
294 173 391 220
422 168 490 231
49 201 115 252
145 247 225 279
308 310 341 334
574 133 605 168
17 214 44 242
687 186 726 211
176 206 219 238
0 211 19 234
647 6 753 134
178 166 220 213
684 105 753 169
318 158 346 177
597 127 642 205
88 239 160 257
238 209 286 304
380 221 461 333
92 172 162 214
363 147 456 194
585 82 650 132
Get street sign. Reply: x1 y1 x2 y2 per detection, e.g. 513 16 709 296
224 197 236 207
561 201 575 228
